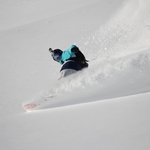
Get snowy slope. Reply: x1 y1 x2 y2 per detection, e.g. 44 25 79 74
0 0 150 150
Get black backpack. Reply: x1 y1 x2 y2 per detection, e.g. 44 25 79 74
73 49 89 68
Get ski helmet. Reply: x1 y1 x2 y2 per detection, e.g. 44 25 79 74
49 48 63 61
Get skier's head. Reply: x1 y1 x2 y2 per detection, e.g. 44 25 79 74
49 48 63 62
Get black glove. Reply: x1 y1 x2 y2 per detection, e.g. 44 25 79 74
49 48 54 57
49 48 53 53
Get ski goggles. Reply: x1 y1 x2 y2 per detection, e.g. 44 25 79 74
53 54 61 61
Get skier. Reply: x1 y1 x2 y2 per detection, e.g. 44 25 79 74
49 45 88 78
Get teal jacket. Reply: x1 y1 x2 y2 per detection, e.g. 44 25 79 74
59 45 76 64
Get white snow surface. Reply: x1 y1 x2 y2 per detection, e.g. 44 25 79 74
0 0 150 149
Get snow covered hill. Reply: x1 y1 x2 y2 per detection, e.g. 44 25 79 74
0 0 150 150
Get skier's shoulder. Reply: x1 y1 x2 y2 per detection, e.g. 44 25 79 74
65 45 77 53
